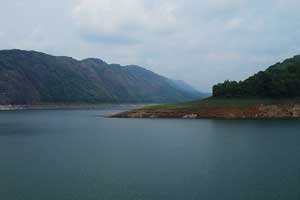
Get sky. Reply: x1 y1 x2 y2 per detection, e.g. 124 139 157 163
1 0 300 92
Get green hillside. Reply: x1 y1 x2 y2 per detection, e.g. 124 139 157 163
0 49 205 105
213 55 300 98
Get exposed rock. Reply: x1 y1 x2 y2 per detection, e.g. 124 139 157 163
183 114 198 119
111 103 300 119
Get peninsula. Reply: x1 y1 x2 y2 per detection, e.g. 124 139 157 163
112 55 300 119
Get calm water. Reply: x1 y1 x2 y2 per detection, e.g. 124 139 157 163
0 109 299 200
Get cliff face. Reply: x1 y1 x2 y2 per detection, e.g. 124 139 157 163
111 103 300 119
0 49 204 105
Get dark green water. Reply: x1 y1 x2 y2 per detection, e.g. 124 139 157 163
0 109 299 200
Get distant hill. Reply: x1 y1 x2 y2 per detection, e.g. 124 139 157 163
0 49 204 105
167 79 210 98
112 55 300 119
213 55 300 98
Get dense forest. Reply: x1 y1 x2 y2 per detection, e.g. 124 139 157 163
213 55 300 99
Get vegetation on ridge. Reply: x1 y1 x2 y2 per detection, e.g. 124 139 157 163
0 49 205 105
213 55 300 98
134 55 300 113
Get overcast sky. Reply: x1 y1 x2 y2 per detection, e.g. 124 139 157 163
1 0 300 92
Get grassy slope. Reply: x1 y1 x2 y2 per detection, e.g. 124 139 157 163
140 97 292 111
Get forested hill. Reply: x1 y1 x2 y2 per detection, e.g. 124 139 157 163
213 55 300 98
0 49 204 105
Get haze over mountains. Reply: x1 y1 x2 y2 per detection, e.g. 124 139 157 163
0 49 206 105
114 54 300 119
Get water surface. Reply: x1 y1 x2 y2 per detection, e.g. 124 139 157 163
0 109 299 200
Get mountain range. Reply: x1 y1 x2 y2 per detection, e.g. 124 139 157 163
0 49 205 105
113 54 300 119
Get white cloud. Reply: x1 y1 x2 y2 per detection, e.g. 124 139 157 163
72 0 178 37
1 0 300 91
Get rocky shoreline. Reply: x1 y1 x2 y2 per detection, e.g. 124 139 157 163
110 103 300 119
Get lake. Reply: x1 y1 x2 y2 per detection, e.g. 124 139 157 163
0 109 299 200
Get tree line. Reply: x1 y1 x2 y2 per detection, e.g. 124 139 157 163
213 56 300 99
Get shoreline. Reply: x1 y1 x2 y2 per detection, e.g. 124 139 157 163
110 100 300 119
0 103 150 111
